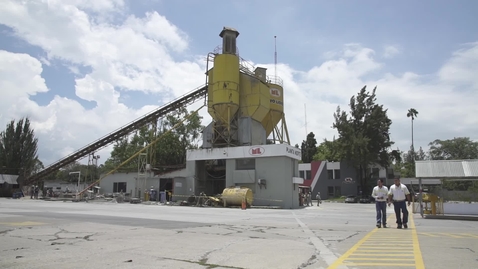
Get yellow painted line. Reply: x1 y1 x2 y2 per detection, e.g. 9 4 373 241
366 238 411 240
342 262 415 267
438 233 463 238
328 214 424 269
410 214 425 269
327 229 378 269
419 232 439 237
0 221 46 226
350 253 414 256
346 258 415 261
354 248 413 252
461 233 478 239
372 236 411 239
364 242 413 245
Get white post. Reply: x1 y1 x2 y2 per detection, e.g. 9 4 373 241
69 171 81 200
419 177 423 217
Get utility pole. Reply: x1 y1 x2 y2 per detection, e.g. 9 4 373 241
274 36 277 78
304 103 308 136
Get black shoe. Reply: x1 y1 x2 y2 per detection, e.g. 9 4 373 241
404 224 408 229
376 224 381 228
383 224 387 228
397 225 402 229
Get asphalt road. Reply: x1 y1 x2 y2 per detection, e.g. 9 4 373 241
0 199 477 269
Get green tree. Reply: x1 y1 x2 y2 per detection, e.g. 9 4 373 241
301 132 317 163
393 146 426 178
104 108 204 172
428 137 478 160
313 138 340 161
406 108 419 158
332 86 394 193
428 137 478 195
0 118 39 187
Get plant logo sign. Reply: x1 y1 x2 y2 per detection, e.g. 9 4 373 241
249 147 265 156
270 88 281 97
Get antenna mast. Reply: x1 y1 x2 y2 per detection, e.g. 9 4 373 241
274 36 277 77
304 103 308 136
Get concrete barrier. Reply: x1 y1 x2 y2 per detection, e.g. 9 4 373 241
443 202 478 215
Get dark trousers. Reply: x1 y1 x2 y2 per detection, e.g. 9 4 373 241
393 201 408 225
376 201 387 225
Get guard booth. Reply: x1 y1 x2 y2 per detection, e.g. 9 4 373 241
415 159 478 217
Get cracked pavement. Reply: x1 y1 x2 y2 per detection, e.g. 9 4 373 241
1 199 477 269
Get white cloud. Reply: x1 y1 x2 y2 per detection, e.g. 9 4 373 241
0 0 477 168
0 0 204 164
383 45 400 59
438 42 478 89
258 42 478 152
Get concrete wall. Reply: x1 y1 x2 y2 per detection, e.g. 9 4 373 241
433 190 478 202
100 172 191 200
443 203 478 215
99 173 138 195
299 161 359 200
226 156 299 209
172 176 196 201
43 181 88 192
336 162 358 196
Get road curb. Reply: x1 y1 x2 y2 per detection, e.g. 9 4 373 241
424 215 478 221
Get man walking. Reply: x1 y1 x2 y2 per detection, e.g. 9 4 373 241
388 178 411 229
372 179 388 228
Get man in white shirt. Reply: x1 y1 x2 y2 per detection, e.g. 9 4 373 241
372 179 388 228
388 178 411 229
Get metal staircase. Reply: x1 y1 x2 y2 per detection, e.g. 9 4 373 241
25 85 207 185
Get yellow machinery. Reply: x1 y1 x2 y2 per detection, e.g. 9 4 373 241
413 193 444 215
206 27 290 146
239 70 270 124
207 28 241 146
210 53 240 124
262 77 286 139
221 187 253 207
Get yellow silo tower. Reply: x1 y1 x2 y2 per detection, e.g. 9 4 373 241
260 76 290 144
203 27 290 147
207 27 241 146
238 67 270 129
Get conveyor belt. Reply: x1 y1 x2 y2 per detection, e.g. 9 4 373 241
25 85 207 185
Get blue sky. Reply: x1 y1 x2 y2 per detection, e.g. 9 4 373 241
0 0 477 164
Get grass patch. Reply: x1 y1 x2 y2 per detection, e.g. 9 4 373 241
326 197 345 202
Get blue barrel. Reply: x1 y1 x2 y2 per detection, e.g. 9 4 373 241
159 191 166 203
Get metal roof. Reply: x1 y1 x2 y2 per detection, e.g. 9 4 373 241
399 178 442 185
0 174 19 184
415 160 478 180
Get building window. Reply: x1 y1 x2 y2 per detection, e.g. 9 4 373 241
387 168 394 179
328 169 341 179
334 169 341 180
300 171 305 179
335 186 341 197
328 170 334 180
328 186 334 197
306 170 311 180
113 182 127 193
370 168 379 179
236 158 255 170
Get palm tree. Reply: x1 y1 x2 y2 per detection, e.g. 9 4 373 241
406 108 419 160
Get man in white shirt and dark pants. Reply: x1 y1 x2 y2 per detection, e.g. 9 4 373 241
372 179 388 228
388 178 411 229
